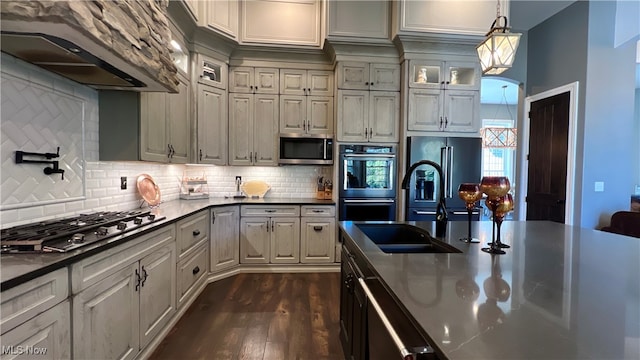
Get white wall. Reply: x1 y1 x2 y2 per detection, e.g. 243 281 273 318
0 55 331 228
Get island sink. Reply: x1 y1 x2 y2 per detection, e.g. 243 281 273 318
356 223 461 254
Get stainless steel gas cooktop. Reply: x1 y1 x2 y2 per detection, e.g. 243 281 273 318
0 210 165 253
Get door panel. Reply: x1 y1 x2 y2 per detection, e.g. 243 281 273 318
526 92 570 223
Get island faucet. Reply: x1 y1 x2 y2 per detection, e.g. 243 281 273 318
401 160 448 236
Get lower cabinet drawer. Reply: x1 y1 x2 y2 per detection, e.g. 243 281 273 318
177 242 208 308
1 267 69 334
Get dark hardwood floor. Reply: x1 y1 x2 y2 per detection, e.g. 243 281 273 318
150 272 345 360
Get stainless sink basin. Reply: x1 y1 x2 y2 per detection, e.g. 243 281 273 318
356 223 462 254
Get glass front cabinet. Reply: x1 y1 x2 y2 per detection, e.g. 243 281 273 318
408 60 480 90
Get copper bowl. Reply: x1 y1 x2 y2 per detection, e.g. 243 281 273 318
480 176 511 199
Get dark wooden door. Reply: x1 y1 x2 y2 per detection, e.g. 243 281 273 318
526 91 570 223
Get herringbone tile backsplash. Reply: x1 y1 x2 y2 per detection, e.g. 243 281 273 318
0 54 331 228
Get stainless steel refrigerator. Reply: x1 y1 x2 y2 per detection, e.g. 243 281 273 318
405 136 482 221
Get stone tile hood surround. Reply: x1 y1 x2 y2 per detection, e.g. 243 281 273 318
0 0 179 92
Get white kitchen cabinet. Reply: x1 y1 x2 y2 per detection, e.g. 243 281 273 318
280 69 333 96
240 205 301 264
407 88 479 133
203 0 238 39
195 54 228 90
0 300 71 360
177 242 208 308
280 95 333 135
229 67 279 94
176 209 210 260
300 205 336 263
407 59 480 133
228 93 279 166
182 0 200 22
337 62 401 91
279 69 333 135
197 84 228 164
240 217 300 264
140 71 191 163
394 0 504 37
72 226 176 360
408 59 480 91
327 0 390 40
336 90 399 142
241 0 322 47
0 268 70 360
210 206 240 273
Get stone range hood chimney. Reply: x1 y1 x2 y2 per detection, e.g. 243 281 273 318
0 1 179 93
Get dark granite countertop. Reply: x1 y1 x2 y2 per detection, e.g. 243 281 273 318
339 220 640 360
1 197 334 291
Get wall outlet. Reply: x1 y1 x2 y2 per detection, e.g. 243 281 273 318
594 181 604 192
120 176 127 190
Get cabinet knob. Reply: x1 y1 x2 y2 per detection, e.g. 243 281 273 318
193 229 200 236
365 82 369 86
370 82 374 86
192 266 200 275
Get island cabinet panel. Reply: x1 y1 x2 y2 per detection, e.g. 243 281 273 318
327 0 390 40
339 245 367 360
241 0 322 47
210 206 240 273
0 300 71 360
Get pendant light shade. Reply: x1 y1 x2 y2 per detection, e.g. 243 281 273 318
477 15 521 75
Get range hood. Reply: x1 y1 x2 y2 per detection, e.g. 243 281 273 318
2 32 146 88
1 1 179 92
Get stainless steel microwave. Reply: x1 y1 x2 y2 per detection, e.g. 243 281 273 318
279 134 333 165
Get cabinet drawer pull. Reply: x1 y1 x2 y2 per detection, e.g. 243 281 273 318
313 226 323 232
193 229 201 236
312 209 323 213
192 266 200 275
265 209 276 213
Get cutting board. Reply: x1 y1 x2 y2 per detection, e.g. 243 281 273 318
241 180 271 198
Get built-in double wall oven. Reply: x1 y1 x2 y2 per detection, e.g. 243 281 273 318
338 144 396 221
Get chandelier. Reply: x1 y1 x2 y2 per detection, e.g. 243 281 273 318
476 0 521 75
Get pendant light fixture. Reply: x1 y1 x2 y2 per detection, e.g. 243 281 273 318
476 0 521 75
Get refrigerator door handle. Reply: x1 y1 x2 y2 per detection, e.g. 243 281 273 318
440 147 448 199
448 146 454 198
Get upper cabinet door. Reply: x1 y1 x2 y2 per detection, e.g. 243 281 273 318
229 67 255 93
241 0 322 47
395 0 507 36
337 62 370 90
205 0 239 39
307 71 333 96
254 68 279 94
369 64 400 91
327 0 389 40
280 69 307 95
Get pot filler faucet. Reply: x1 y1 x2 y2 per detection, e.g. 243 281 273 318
401 160 448 236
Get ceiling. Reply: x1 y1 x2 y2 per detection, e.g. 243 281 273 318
481 1 640 104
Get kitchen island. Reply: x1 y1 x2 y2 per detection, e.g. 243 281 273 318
339 220 640 360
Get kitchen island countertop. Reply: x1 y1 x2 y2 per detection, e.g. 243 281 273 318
339 220 640 360
1 197 334 291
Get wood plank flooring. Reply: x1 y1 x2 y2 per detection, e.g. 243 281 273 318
150 273 345 360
